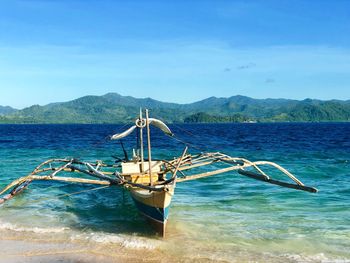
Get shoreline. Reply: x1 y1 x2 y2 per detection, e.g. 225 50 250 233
0 239 156 263
0 226 349 263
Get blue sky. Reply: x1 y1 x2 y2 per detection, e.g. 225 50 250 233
0 0 349 108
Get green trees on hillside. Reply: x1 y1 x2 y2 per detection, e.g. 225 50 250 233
0 93 349 123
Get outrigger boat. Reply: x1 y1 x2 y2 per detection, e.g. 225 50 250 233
0 109 317 237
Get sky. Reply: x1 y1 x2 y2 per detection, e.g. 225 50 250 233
0 0 349 109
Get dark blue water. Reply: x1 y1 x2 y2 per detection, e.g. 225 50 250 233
0 123 349 262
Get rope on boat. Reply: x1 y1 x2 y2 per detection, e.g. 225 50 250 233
173 152 318 193
0 152 317 206
0 156 178 205
0 120 318 207
157 120 318 193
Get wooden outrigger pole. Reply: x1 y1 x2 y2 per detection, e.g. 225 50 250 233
145 109 153 186
0 109 317 236
139 108 144 173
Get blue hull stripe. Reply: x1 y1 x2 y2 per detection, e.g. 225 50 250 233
132 197 169 223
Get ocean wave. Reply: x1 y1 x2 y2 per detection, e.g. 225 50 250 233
0 220 159 251
0 220 69 234
89 232 159 250
281 253 350 263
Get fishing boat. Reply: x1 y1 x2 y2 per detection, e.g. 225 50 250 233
0 109 317 237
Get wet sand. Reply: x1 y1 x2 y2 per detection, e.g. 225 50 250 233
0 235 233 263
1 222 350 263
0 239 168 263
0 238 304 263
0 223 348 263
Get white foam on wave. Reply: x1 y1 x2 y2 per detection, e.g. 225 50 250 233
0 220 158 251
0 220 69 234
281 252 350 263
88 232 159 250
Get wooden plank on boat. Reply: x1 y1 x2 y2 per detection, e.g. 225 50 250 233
121 161 162 175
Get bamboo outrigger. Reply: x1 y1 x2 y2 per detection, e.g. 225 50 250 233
0 109 317 237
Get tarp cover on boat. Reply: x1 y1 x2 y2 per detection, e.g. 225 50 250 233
148 118 173 136
110 118 173 140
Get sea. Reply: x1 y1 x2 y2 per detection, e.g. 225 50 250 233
0 123 349 263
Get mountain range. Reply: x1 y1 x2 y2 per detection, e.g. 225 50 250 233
0 105 17 116
0 93 349 123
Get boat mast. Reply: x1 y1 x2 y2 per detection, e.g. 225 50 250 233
139 108 144 173
145 109 153 186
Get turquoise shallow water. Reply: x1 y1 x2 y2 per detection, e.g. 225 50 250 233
0 123 349 262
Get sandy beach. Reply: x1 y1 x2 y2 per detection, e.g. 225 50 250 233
1 229 346 263
0 224 233 263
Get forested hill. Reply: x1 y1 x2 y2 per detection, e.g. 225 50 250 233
0 106 17 115
0 93 349 123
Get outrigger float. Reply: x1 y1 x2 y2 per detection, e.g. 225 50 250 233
0 109 317 237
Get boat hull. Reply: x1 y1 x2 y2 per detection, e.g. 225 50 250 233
128 186 174 237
